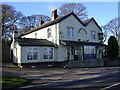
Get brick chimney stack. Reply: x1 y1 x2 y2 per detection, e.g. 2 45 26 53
51 9 58 20
40 17 44 25
13 26 18 39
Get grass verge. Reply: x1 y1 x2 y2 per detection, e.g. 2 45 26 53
2 75 27 88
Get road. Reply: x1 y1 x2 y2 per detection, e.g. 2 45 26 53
2 66 120 89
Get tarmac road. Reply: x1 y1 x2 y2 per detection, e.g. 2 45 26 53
21 70 120 89
2 66 120 89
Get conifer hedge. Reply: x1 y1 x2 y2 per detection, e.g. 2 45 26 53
107 36 119 59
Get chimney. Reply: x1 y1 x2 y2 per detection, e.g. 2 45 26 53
40 17 44 25
51 9 58 20
13 26 18 40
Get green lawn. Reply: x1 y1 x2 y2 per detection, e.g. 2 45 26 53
2 75 27 88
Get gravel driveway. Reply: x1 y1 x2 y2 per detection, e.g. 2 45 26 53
2 66 120 88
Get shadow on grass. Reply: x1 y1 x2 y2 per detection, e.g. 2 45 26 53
2 75 29 89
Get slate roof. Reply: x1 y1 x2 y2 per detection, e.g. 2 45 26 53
61 40 106 46
19 12 102 37
19 12 78 37
82 18 92 24
82 17 102 31
16 38 56 46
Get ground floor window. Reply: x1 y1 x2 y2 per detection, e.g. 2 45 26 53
26 48 38 60
84 45 96 60
43 47 53 59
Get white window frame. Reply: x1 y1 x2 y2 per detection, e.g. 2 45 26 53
43 47 54 60
67 27 74 37
35 33 37 38
26 47 39 60
84 46 96 54
91 31 96 39
47 28 52 38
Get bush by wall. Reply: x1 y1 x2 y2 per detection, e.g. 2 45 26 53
107 36 119 59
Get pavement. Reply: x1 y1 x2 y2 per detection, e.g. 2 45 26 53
2 65 120 89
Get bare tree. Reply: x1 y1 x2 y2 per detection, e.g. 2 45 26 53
1 4 23 39
102 18 120 43
58 3 88 20
18 15 51 32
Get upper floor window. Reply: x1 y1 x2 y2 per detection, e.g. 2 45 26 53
91 31 95 39
35 33 37 38
67 27 74 37
47 28 52 38
98 33 103 40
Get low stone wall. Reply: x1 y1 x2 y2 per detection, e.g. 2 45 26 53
105 59 120 66
64 59 104 68
16 62 62 68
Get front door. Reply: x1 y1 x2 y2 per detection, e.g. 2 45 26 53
74 49 78 60
70 47 83 60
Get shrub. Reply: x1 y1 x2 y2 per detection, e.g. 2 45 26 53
107 36 119 59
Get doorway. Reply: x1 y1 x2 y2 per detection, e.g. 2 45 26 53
73 47 83 60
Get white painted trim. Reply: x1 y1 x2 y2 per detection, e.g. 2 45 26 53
42 47 54 60
26 47 39 61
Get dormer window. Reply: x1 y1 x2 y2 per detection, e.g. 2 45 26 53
67 27 74 37
47 28 52 38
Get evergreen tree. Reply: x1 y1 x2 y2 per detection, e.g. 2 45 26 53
107 36 119 59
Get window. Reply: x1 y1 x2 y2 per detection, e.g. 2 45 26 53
35 33 37 38
43 48 53 59
98 33 103 40
67 27 74 37
84 46 96 54
91 31 95 39
84 46 96 60
26 48 38 60
47 28 52 38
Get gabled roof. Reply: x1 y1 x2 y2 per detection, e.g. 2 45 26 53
19 12 79 37
82 17 102 31
16 38 56 46
19 12 102 37
82 18 92 24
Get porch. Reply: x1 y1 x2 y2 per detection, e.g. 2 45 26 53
61 40 106 61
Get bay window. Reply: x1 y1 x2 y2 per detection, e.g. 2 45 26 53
43 47 53 59
26 48 38 60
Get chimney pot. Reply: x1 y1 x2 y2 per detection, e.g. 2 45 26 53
13 26 18 39
40 17 44 25
51 9 58 20
13 26 18 33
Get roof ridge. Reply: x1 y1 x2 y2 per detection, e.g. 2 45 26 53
19 12 75 37
82 17 92 21
19 12 101 37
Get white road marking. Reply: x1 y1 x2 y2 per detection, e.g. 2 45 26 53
100 82 120 90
